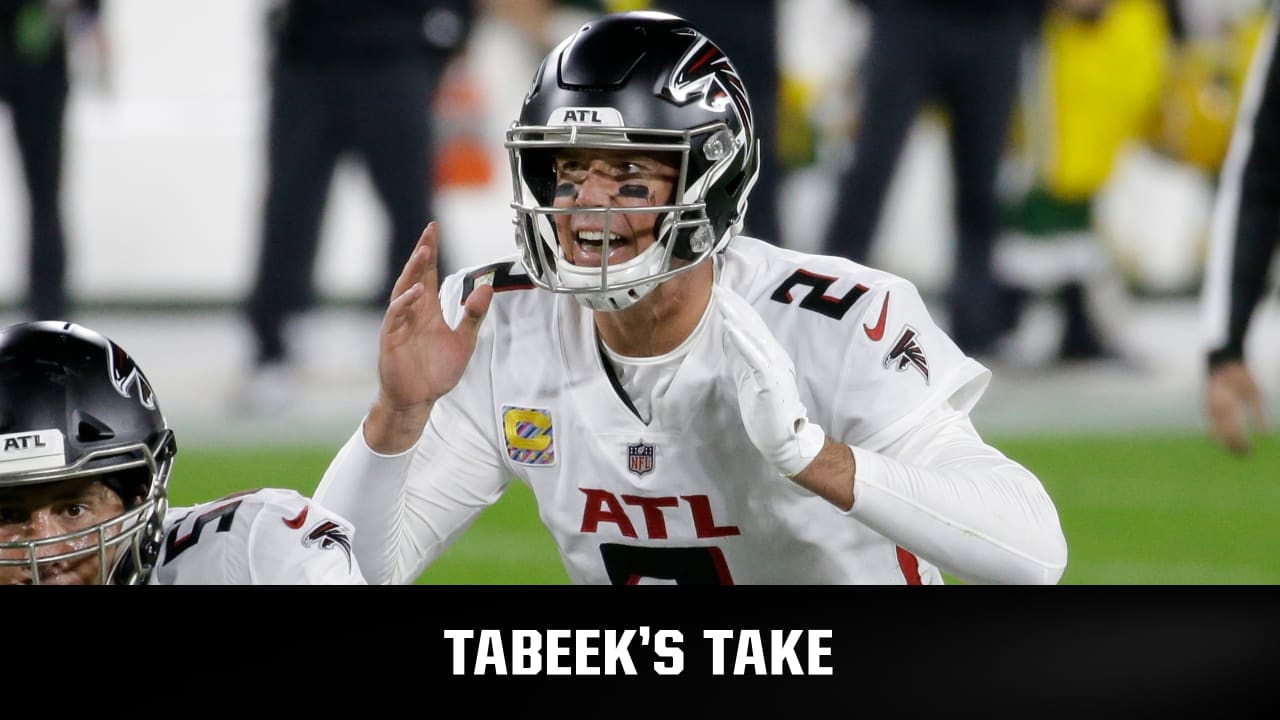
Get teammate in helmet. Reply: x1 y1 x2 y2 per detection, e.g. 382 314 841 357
316 11 1068 584
0 321 366 584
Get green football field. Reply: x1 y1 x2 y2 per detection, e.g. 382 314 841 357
171 433 1279 585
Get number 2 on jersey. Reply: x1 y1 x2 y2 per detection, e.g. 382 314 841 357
770 269 868 320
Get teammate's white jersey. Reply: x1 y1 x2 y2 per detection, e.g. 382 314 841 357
319 237 1066 584
149 487 365 585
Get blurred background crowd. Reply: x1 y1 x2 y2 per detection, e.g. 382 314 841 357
1 0 1276 447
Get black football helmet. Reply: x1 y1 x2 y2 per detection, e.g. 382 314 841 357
0 321 176 585
505 10 760 311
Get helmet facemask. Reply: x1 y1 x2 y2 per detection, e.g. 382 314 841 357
507 121 747 312
0 430 174 585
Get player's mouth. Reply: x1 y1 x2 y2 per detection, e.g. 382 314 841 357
4 570 78 585
32 567 85 585
21 559 91 585
571 230 632 266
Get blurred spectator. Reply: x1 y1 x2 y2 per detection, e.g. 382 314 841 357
640 0 785 244
242 0 474 410
1150 1 1240 179
1201 5 1278 455
996 0 1175 363
0 0 104 321
821 0 1046 357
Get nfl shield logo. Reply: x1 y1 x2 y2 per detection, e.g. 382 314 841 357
627 442 655 477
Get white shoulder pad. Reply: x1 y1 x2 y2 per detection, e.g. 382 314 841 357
153 488 367 585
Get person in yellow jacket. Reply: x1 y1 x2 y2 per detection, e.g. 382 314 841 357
998 0 1174 362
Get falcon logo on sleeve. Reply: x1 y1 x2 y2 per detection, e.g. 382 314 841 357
302 520 354 571
883 326 930 384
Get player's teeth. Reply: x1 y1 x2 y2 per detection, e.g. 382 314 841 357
577 231 621 242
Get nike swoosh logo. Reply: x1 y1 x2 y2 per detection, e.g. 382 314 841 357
864 291 890 341
282 505 309 529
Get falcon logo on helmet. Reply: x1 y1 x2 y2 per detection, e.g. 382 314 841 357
107 340 158 410
665 36 754 142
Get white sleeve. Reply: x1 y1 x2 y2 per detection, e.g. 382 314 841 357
243 491 369 585
820 279 991 450
846 403 1068 585
314 268 512 584
314 417 511 585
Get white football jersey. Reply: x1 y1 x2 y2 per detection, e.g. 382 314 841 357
421 236 991 584
149 488 366 585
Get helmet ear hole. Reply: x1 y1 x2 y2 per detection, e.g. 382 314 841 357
101 466 151 511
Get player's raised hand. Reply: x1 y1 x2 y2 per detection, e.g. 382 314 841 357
367 222 492 453
1206 360 1270 454
717 286 826 478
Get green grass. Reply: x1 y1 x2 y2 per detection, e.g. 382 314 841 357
998 433 1280 584
171 432 1280 585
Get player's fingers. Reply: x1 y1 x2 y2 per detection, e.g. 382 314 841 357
1210 408 1249 454
717 288 795 371
717 290 765 351
722 295 799 397
1207 378 1247 451
715 287 766 334
1228 432 1251 454
724 320 774 390
1246 395 1270 434
454 284 493 345
420 221 442 290
418 223 450 318
720 324 751 389
383 282 425 336
390 238 431 303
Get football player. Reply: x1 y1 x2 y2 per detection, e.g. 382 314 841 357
0 321 365 584
316 11 1068 584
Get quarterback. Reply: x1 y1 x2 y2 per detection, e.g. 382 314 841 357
0 321 365 585
316 11 1068 584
